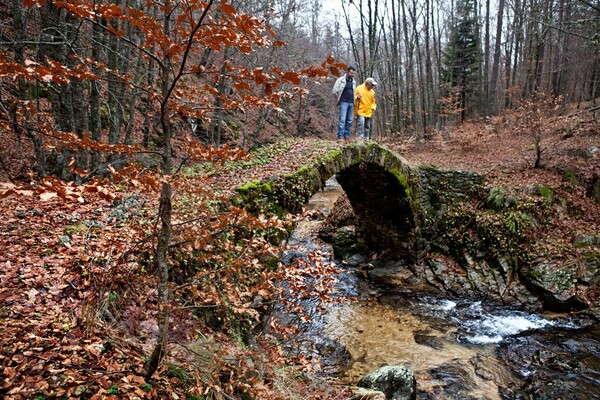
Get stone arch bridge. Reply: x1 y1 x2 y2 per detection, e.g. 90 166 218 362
233 142 484 261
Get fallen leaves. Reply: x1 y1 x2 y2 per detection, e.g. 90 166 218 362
0 138 356 399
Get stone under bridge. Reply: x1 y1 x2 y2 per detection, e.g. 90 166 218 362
233 142 485 261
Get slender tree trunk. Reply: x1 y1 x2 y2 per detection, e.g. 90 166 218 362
409 0 427 137
483 0 491 115
430 1 442 127
160 3 173 172
389 0 404 133
359 0 367 75
367 0 380 76
341 1 361 74
474 0 483 116
401 0 416 132
107 0 123 146
211 47 234 146
142 3 157 148
90 20 103 170
143 58 155 148
11 0 46 176
124 5 143 146
490 0 505 114
142 182 172 380
310 0 320 47
144 1 213 380
524 0 539 96
508 0 525 107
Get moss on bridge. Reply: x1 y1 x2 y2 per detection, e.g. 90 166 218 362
232 141 424 216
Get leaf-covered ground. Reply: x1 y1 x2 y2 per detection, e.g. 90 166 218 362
1 111 599 398
0 139 349 399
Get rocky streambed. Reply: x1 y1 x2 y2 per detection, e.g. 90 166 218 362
278 177 600 399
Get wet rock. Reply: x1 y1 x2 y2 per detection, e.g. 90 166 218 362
428 361 479 399
327 192 355 227
573 234 600 247
591 178 600 203
332 226 358 260
413 331 444 350
318 225 336 242
280 249 308 265
423 256 471 296
522 260 590 311
346 253 369 267
582 252 600 286
420 255 540 308
312 336 351 375
469 354 522 388
357 365 416 400
368 260 422 287
497 323 600 399
350 388 386 400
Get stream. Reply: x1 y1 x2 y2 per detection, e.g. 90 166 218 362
280 177 600 399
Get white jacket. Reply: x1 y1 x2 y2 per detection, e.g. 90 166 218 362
332 75 356 104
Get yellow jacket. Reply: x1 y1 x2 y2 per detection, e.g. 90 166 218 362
354 83 377 117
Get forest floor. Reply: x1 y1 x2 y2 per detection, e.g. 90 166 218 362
0 109 599 399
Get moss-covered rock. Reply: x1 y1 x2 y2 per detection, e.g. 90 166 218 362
331 226 357 260
521 261 588 310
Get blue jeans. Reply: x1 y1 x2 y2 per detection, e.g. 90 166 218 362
337 101 354 139
356 115 372 139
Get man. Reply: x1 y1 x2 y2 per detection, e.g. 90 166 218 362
354 77 377 140
332 66 357 141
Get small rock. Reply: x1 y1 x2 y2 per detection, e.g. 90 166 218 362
350 387 386 400
358 365 416 400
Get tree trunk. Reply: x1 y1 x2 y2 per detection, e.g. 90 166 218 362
490 0 505 114
401 0 416 133
424 0 435 133
341 1 361 74
483 0 490 115
142 182 172 380
107 0 124 146
90 19 103 171
409 0 427 136
160 3 173 173
12 0 47 176
387 0 405 134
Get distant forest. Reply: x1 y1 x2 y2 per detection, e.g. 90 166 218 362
324 0 600 136
1 0 599 177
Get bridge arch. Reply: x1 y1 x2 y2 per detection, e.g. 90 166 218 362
233 141 484 260
234 142 426 259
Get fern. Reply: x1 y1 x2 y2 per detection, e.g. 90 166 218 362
505 211 533 234
487 186 520 210
487 186 507 210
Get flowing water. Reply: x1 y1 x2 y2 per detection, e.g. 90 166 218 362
282 177 600 399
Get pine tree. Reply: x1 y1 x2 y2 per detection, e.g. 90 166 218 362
441 0 482 122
